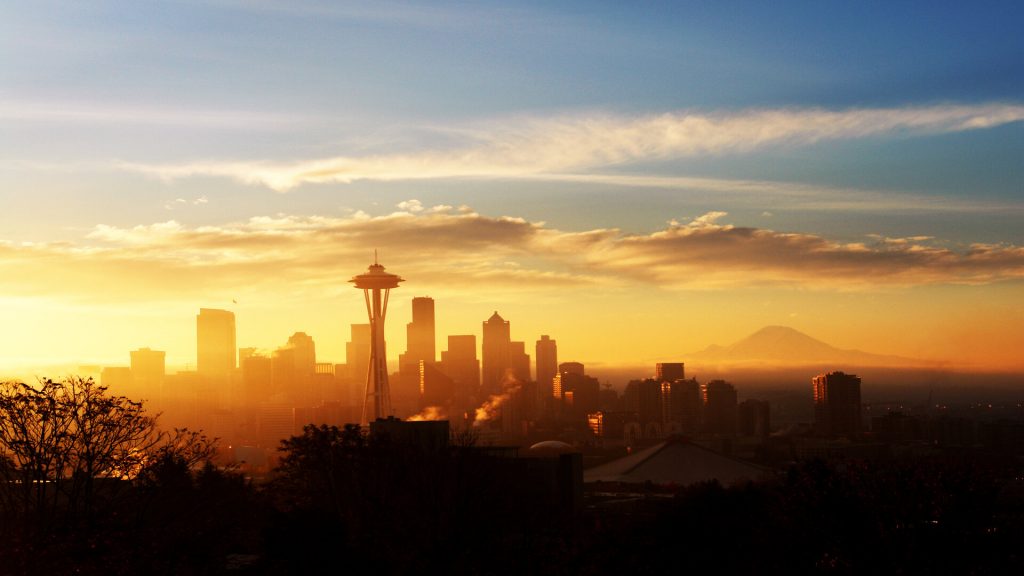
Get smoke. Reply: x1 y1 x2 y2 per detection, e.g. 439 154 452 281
408 405 447 421
472 370 521 427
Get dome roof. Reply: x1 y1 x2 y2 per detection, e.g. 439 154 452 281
528 440 576 453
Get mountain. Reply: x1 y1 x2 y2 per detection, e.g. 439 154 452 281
687 326 928 367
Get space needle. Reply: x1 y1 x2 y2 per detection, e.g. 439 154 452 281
350 252 403 425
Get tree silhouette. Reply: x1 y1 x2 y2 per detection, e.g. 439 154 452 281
0 377 209 532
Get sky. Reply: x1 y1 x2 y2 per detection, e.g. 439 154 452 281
1 1 1023 376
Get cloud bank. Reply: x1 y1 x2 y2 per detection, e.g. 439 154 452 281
2 205 1023 305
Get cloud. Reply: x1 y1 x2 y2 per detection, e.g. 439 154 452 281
2 208 1023 307
574 217 1024 288
164 196 210 210
396 199 424 213
119 103 1024 192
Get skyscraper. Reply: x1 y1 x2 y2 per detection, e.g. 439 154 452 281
197 308 236 377
702 380 738 435
536 335 557 398
440 335 480 401
738 399 771 437
130 347 165 399
481 311 511 395
812 371 862 436
656 362 685 382
398 297 436 408
664 377 702 433
509 341 531 383
286 332 316 376
345 324 371 384
404 297 435 364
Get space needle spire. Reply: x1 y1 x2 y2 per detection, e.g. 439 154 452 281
349 254 404 424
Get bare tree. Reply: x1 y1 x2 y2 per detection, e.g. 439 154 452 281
0 377 170 530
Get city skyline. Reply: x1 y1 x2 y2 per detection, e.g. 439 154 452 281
2 2 1023 376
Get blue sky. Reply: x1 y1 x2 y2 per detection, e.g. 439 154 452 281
1 1 1022 370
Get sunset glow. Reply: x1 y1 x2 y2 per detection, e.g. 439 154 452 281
1 1 1022 377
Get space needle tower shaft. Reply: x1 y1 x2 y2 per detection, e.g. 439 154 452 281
349 253 404 425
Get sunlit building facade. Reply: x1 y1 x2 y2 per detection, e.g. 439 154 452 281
482 311 511 395
812 371 862 437
197 308 236 378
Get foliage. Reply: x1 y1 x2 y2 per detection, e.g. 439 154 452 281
0 377 161 530
0 376 255 575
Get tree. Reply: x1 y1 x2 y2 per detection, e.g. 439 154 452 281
0 377 163 530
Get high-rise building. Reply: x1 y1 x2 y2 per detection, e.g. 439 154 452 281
345 324 371 387
702 380 738 435
664 377 701 433
738 399 771 437
509 341 531 383
197 308 236 377
130 347 165 398
559 362 584 377
637 378 664 429
656 363 685 382
242 353 273 406
535 335 557 398
100 366 133 395
559 370 600 419
481 311 511 395
440 335 480 402
403 297 435 365
812 371 862 437
286 332 316 376
420 362 456 407
398 297 437 411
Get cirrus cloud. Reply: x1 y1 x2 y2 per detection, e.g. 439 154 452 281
118 103 1024 192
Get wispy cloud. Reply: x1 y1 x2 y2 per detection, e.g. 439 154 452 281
2 206 1022 306
120 103 1024 191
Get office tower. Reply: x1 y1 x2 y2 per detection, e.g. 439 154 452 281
286 332 316 376
738 399 771 437
100 366 133 395
404 297 435 364
440 335 480 401
559 362 584 377
345 324 371 386
664 378 702 433
536 335 557 398
637 378 664 428
812 371 862 436
197 308 236 377
481 311 511 395
558 368 600 419
271 347 296 399
350 258 403 424
242 353 273 405
398 297 436 409
702 380 738 435
656 362 685 382
130 347 165 397
421 362 456 407
509 341 530 383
